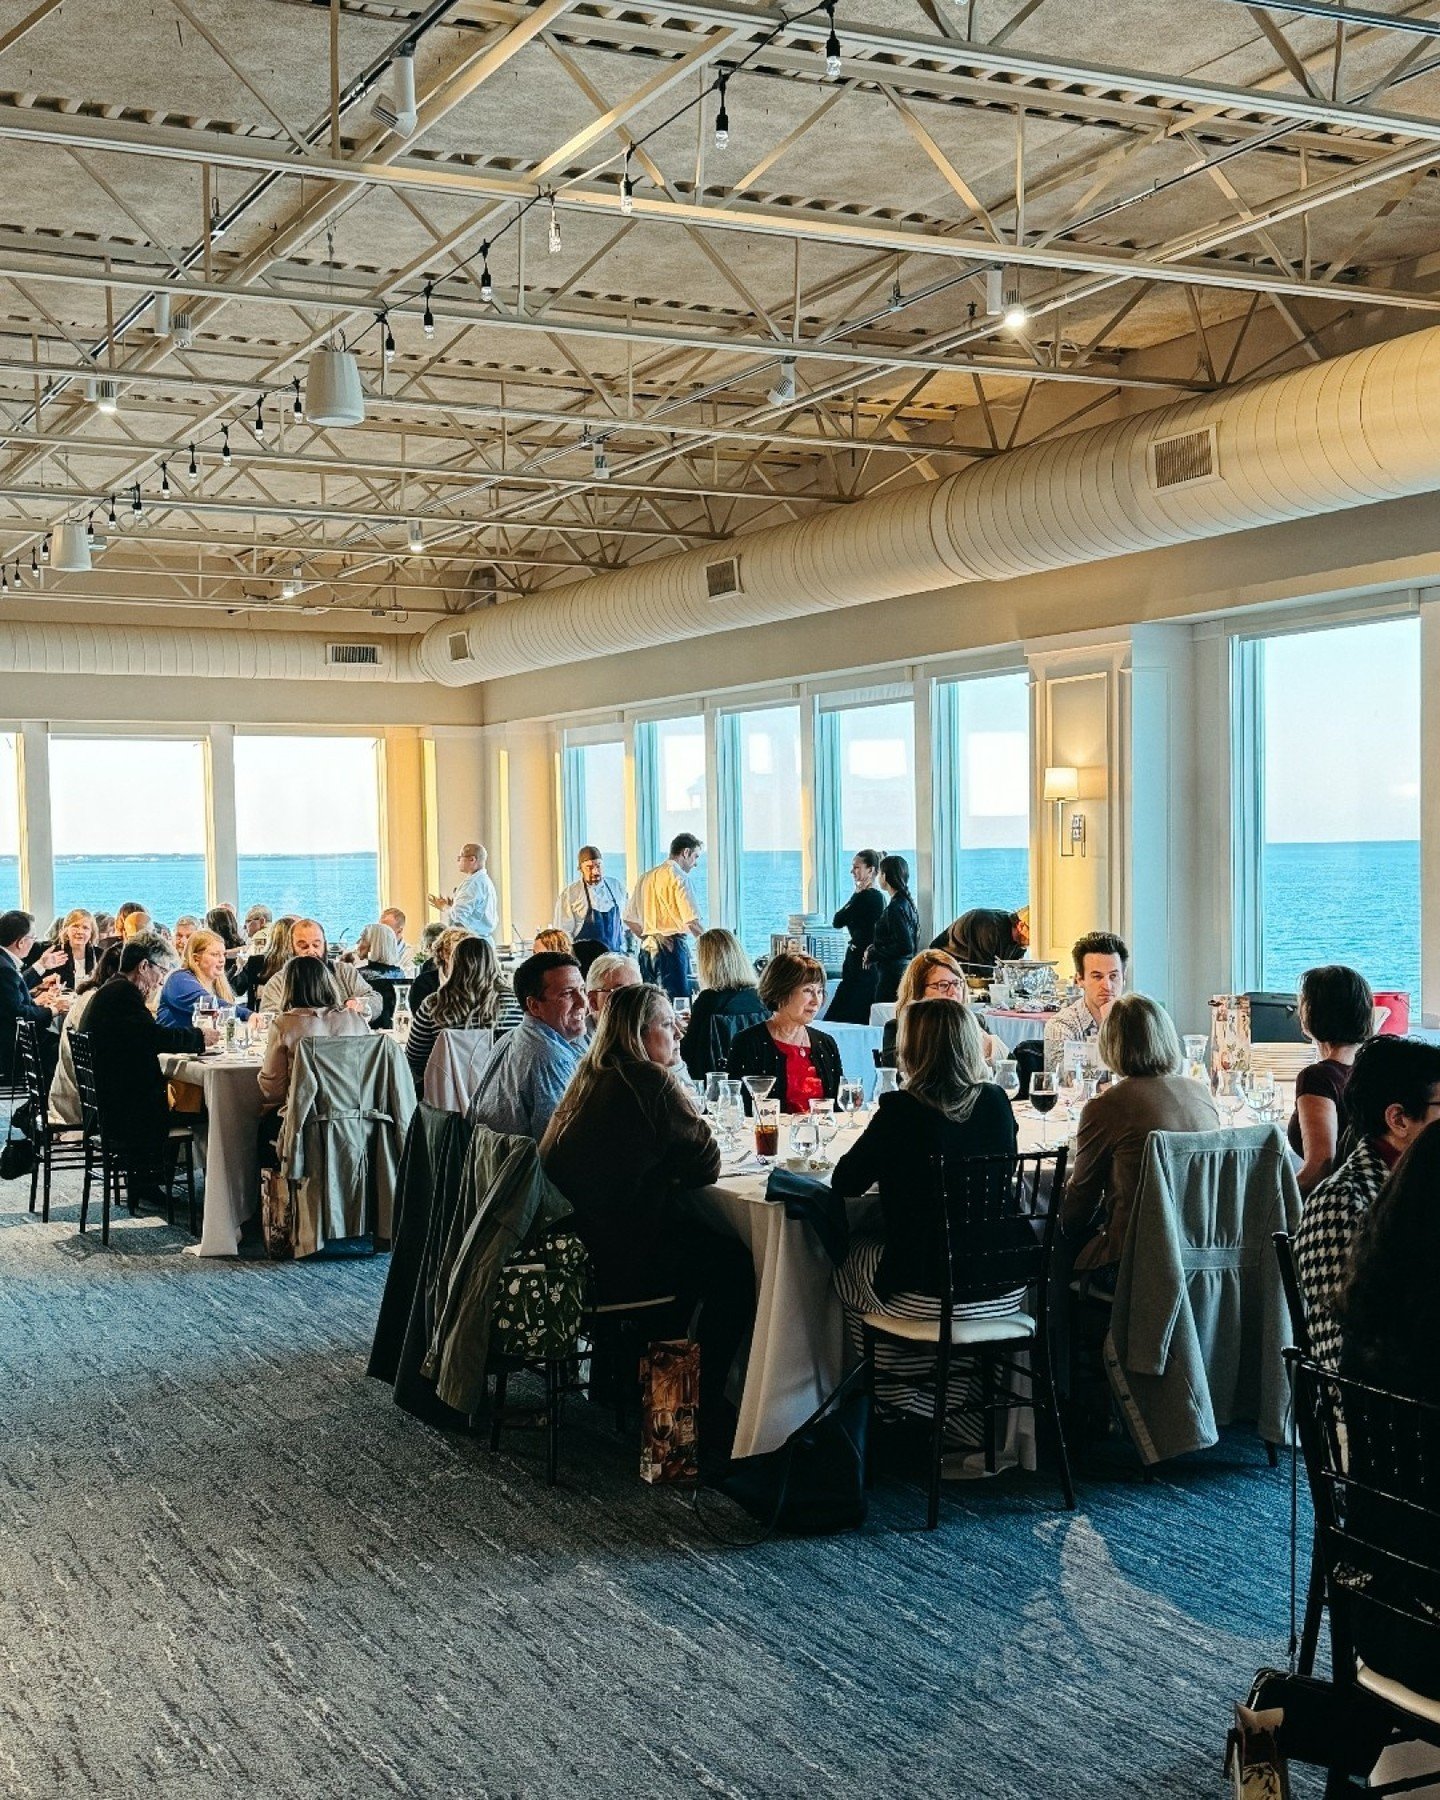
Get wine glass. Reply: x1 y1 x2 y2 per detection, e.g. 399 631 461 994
835 1078 863 1129
1030 1071 1059 1147
809 1098 838 1166
1215 1071 1247 1124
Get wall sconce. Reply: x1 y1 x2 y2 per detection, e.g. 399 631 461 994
1042 764 1085 859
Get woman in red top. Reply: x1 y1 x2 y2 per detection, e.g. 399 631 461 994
725 950 843 1112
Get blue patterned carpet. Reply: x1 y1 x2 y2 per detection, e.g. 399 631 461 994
0 1169 1325 1798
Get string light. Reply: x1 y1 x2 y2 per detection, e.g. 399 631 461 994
824 0 841 80
130 484 144 519
106 496 117 528
714 70 730 149
188 443 198 478
621 154 635 216
253 397 266 441
592 442 611 480
29 546 39 576
12 562 21 590
547 193 562 255
210 192 226 240
160 461 171 498
380 309 396 360
86 512 96 542
3 567 10 594
479 247 493 304
292 376 302 419
221 424 232 466
422 281 435 338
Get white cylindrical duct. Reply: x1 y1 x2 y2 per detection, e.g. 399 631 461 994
0 622 423 682
419 322 1440 685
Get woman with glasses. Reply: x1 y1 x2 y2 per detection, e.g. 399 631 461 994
879 949 1005 1068
725 950 843 1113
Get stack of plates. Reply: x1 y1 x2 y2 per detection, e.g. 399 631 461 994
1249 1041 1317 1081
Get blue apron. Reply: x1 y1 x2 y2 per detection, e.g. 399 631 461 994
642 933 693 999
573 881 624 953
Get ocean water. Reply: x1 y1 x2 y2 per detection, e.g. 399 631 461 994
0 842 1420 999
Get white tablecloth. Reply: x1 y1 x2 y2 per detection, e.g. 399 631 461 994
821 1022 884 1092
421 1028 494 1113
868 1002 896 1027
162 1053 265 1256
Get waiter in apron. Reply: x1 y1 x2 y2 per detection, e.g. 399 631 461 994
554 846 629 977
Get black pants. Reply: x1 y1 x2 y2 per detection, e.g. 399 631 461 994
121 1109 195 1204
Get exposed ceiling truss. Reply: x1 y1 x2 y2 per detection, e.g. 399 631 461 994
2 0 1440 625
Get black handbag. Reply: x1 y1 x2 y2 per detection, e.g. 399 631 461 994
0 1131 35 1180
718 1364 871 1536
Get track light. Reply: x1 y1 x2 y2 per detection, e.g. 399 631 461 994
160 462 171 499
591 443 611 480
188 443 198 478
305 337 366 427
153 293 171 337
987 266 1028 330
172 310 195 349
422 281 435 337
89 377 118 415
479 251 493 304
548 193 562 255
1002 287 1028 331
281 562 303 600
824 1 842 79
768 356 797 407
370 43 418 137
407 519 423 554
221 425 232 466
621 156 635 216
714 71 730 149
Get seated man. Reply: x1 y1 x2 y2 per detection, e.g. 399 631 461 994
82 936 215 1207
257 918 381 1021
584 952 642 1034
467 951 586 1138
1043 931 1128 1072
0 908 70 1094
1295 1035 1440 1366
380 906 410 966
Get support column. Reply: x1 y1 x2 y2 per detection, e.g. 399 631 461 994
379 727 427 937
18 722 53 925
206 724 239 910
1421 594 1440 1026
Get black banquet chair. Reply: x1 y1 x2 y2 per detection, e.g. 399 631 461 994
14 1018 86 1223
860 1145 1073 1530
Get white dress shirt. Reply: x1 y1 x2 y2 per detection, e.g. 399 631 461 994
448 869 499 940
623 859 701 942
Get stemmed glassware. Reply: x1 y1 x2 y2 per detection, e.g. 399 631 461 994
742 1074 776 1115
705 1070 728 1114
1030 1071 1059 1147
1214 1071 1247 1124
790 1110 818 1165
994 1059 1020 1104
808 1098 838 1167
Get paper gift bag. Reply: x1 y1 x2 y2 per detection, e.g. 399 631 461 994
1209 994 1252 1079
640 1338 699 1485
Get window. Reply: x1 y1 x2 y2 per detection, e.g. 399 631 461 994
1252 617 1420 1004
0 733 18 911
730 706 803 957
49 736 208 922
234 735 381 944
637 715 706 900
933 672 1031 930
822 699 917 907
562 739 627 891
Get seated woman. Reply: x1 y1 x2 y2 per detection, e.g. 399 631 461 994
541 982 754 1461
47 908 101 990
352 921 408 1029
205 905 248 969
830 1000 1019 1434
47 943 122 1127
405 935 506 1091
1336 1122 1440 1703
879 949 1005 1068
1061 993 1219 1280
680 927 768 1081
725 950 842 1112
407 925 466 1017
238 915 296 1010
533 926 574 956
257 954 371 1155
156 929 252 1030
1289 963 1373 1195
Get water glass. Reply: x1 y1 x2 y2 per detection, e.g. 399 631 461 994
994 1059 1020 1103
873 1067 899 1099
705 1071 728 1114
835 1077 865 1127
790 1112 818 1165
809 1098 838 1165
1215 1072 1247 1123
1182 1035 1208 1083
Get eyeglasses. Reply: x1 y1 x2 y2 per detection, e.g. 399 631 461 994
799 984 826 999
923 978 963 996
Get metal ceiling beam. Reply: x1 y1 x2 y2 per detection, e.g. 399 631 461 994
1222 0 1440 37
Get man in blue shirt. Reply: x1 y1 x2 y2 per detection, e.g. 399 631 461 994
467 951 586 1138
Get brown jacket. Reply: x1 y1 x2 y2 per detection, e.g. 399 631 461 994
1062 1073 1220 1270
259 1005 371 1111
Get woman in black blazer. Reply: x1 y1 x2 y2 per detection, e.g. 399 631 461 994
46 909 101 990
825 849 885 1024
867 855 919 1005
725 950 842 1112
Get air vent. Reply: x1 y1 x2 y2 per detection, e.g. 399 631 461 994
325 642 383 667
705 555 742 600
1149 426 1218 491
447 630 471 663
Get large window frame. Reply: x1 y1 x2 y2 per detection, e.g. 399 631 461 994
560 728 630 896
813 684 919 921
931 666 1032 936
717 699 807 957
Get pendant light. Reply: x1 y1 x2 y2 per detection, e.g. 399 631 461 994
51 520 92 573
304 336 366 427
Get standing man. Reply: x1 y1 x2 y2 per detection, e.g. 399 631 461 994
554 846 629 975
429 843 498 942
1044 931 1128 1071
624 833 703 999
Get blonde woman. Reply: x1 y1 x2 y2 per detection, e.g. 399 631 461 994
680 927 768 1080
156 928 250 1029
832 1000 1020 1433
541 983 752 1459
408 925 468 1016
405 936 507 1088
239 914 296 1009
1061 993 1218 1278
533 926 574 956
880 949 1005 1068
350 920 408 1029
46 908 100 988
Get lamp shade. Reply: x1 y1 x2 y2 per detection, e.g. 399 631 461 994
1042 764 1079 802
50 520 92 573
304 345 365 427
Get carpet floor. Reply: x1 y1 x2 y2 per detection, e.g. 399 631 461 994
0 1166 1333 1799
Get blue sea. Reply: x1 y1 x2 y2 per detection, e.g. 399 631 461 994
0 841 1421 999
